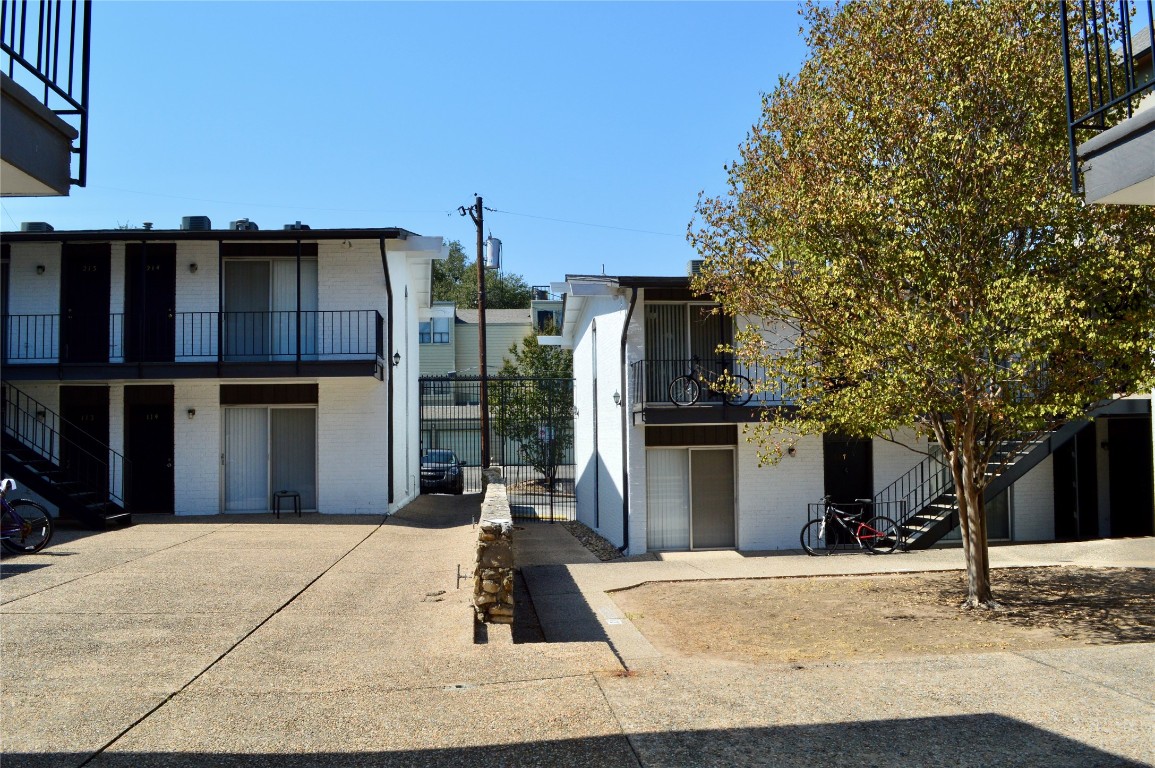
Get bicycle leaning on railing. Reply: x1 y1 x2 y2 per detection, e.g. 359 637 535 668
668 356 754 407
1 478 53 555
800 496 900 555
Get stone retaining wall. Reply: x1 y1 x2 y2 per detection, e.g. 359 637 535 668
474 469 514 624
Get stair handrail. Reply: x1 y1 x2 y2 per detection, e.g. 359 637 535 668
1 381 127 507
871 449 955 529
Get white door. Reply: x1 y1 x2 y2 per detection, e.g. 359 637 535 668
224 406 318 512
224 407 268 511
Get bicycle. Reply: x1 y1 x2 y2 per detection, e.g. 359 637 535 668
1 478 54 555
800 496 900 555
668 356 754 407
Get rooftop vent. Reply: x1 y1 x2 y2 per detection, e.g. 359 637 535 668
230 218 259 231
20 222 54 232
142 222 153 230
283 221 310 230
181 216 212 231
688 259 705 276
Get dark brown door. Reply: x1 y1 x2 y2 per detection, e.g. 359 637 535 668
125 243 176 362
1053 423 1099 540
59 386 110 495
125 385 174 513
1108 416 1154 537
824 434 873 504
61 244 111 363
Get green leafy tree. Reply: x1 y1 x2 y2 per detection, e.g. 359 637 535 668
690 0 1155 608
491 330 574 490
432 240 535 309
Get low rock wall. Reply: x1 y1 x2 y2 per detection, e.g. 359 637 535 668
474 470 514 624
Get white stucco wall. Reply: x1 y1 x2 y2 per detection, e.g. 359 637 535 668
1010 454 1055 541
569 292 630 549
737 432 826 550
173 380 222 515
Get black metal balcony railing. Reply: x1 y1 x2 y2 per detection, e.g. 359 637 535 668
1060 0 1155 192
630 358 792 407
3 310 384 364
1 0 92 186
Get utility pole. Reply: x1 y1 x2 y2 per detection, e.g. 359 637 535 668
460 195 490 469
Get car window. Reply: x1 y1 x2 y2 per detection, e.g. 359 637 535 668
423 451 457 464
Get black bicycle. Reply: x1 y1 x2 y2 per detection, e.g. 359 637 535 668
800 496 900 555
1 478 53 555
668 356 754 407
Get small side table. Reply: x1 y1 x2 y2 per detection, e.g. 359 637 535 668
273 490 301 519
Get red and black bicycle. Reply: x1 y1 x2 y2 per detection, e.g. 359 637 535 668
800 496 900 555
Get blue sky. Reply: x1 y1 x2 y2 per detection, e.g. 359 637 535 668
0 1 810 290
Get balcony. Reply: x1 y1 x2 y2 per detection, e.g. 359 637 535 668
2 310 386 380
1061 1 1155 204
629 358 792 425
1 0 91 196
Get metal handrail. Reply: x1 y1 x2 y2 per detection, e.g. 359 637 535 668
3 309 385 363
629 357 791 406
1 380 127 507
1060 0 1155 192
0 0 92 186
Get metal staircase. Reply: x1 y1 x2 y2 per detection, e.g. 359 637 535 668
1 382 131 528
874 420 1089 549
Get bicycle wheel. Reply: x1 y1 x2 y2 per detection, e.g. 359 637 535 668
864 516 900 554
1 500 53 554
668 376 700 406
800 518 835 555
723 374 754 406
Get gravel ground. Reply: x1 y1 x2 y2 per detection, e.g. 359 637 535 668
561 520 625 561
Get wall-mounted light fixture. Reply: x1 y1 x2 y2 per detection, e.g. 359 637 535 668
189 263 198 273
35 265 45 275
392 351 401 367
1100 441 1109 451
35 409 46 421
187 408 196 419
613 391 621 407
786 446 797 457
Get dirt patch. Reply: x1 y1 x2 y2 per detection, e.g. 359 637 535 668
610 567 1155 665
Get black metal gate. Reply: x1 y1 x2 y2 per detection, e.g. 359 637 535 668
419 375 576 521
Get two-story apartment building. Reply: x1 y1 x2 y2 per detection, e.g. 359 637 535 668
1 219 447 523
552 273 1154 556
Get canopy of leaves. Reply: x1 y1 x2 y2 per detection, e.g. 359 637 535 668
690 0 1155 469
432 240 535 309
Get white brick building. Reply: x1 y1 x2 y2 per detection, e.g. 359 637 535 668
552 274 1154 556
1 220 447 521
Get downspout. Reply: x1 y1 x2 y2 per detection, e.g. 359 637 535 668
619 286 638 553
380 237 395 507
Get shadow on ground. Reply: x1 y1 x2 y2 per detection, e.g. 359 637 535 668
10 714 1144 768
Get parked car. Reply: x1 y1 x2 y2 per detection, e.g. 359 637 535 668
420 450 465 495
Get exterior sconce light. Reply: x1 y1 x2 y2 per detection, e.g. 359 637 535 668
36 265 45 275
189 263 198 273
187 408 196 419
787 446 797 457
35 410 47 421
392 351 401 367
613 391 621 407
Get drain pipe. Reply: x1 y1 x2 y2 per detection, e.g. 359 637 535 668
618 286 638 553
380 236 395 507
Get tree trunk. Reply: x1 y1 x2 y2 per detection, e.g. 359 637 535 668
958 437 996 608
931 413 996 609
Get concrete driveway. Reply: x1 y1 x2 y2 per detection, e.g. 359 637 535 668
2 497 1152 767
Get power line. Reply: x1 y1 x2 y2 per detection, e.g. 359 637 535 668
484 207 682 238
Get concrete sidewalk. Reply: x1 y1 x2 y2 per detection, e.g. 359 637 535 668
1 501 1151 767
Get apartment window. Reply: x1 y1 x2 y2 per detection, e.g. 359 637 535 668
421 317 450 344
